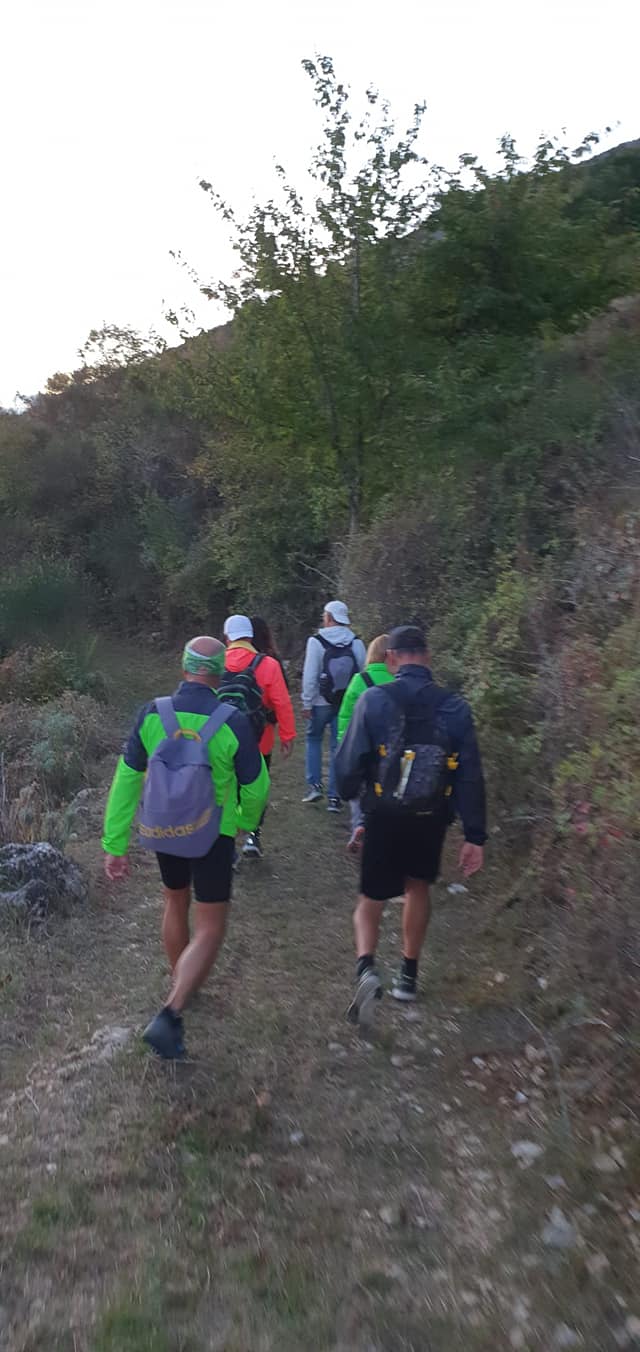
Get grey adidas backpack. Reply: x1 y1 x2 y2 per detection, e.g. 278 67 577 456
138 697 234 857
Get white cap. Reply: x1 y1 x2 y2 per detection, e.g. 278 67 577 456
324 600 350 626
224 614 254 641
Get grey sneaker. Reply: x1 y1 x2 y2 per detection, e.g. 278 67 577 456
347 968 383 1026
390 972 417 1003
302 785 323 804
242 831 263 858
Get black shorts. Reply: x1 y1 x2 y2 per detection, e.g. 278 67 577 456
156 834 235 903
361 810 448 902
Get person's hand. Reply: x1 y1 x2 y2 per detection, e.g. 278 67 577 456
301 709 312 721
459 842 484 879
280 740 294 760
104 853 129 883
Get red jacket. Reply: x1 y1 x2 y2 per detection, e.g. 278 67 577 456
224 642 296 756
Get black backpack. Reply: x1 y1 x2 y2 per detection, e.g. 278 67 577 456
218 654 269 742
317 634 359 710
374 680 456 814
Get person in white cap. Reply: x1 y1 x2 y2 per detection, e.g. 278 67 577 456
301 601 365 811
221 615 296 857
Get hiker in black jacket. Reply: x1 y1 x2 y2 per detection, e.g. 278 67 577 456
335 625 486 1024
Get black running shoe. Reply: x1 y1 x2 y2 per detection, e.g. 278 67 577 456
242 831 263 858
390 972 417 1003
143 1007 186 1060
327 796 342 813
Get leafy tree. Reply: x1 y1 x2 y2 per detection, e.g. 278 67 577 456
195 56 433 531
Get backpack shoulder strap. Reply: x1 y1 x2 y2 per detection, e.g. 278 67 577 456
198 701 236 745
315 633 332 652
249 653 266 673
361 671 374 689
155 696 180 738
385 679 450 718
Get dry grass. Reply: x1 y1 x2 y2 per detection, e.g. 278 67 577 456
1 644 639 1351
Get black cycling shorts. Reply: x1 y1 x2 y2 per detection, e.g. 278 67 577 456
156 833 235 903
361 809 448 902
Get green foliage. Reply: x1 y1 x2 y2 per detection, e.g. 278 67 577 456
0 561 89 655
30 692 111 799
0 638 105 704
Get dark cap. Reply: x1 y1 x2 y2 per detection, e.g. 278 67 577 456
387 624 428 654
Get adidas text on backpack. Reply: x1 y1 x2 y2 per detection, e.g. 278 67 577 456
138 697 234 857
317 635 359 710
218 654 269 743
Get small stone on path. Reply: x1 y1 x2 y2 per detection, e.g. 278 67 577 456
542 1206 577 1250
554 1324 583 1347
593 1152 621 1174
511 1140 544 1167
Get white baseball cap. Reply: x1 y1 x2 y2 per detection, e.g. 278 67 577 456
224 614 254 641
324 600 350 626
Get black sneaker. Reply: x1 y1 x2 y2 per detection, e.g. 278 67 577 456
143 1007 186 1060
242 831 263 858
327 796 342 813
390 972 417 1003
346 968 383 1025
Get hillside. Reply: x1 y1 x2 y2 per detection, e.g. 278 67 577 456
0 76 639 1349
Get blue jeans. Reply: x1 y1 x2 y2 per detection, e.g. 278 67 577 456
305 704 338 797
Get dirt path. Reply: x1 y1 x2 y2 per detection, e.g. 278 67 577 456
1 736 639 1351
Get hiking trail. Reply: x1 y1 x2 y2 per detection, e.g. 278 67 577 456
1 682 638 1352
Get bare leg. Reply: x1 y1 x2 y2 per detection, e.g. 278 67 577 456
161 887 190 972
402 878 431 961
168 902 228 1012
354 894 385 959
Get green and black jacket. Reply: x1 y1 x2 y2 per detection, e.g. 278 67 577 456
102 681 270 856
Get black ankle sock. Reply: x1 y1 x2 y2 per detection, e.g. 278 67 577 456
164 1005 182 1023
401 956 418 981
357 955 375 980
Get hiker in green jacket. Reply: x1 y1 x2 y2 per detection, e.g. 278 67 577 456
338 634 393 854
102 635 269 1060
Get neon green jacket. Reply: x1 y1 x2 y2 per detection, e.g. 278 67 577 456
102 681 270 856
337 662 394 741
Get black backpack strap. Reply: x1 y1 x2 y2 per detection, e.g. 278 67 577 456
385 679 450 726
249 653 266 673
315 633 333 653
361 671 374 689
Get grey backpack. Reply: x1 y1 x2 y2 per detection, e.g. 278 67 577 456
316 634 359 710
138 697 234 857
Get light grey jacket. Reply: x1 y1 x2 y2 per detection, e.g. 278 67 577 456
302 626 366 709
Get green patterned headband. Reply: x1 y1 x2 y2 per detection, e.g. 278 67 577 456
182 645 226 676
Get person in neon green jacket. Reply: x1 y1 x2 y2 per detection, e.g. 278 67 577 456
338 634 393 853
102 634 269 1061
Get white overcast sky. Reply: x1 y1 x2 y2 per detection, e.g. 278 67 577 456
1 0 638 406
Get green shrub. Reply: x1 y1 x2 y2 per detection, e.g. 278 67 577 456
0 560 89 654
30 693 112 800
0 638 106 705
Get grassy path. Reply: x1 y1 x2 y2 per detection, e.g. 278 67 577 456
1 660 639 1351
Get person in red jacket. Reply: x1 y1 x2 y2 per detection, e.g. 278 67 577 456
223 614 296 858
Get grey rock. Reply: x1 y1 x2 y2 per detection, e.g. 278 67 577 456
511 1140 545 1167
542 1206 577 1249
554 1324 583 1347
593 1152 621 1174
0 843 87 919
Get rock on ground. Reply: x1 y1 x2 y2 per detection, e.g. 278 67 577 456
0 842 87 919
